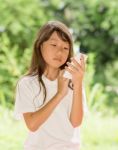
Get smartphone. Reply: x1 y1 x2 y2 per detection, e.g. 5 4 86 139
63 53 87 79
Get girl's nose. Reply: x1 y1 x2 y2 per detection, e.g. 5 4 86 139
56 48 63 56
57 46 63 53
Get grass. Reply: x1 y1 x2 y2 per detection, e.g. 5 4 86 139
80 113 118 150
0 106 118 150
0 106 27 150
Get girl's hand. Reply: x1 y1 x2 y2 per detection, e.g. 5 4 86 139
57 69 69 98
65 54 86 87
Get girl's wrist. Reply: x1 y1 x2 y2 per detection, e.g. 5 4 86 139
56 92 64 100
73 82 83 90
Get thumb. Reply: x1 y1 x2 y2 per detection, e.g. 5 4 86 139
59 69 65 77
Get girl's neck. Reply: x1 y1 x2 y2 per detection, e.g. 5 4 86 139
44 68 60 81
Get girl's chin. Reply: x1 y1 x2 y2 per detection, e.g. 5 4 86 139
47 60 65 68
50 64 62 69
50 62 64 67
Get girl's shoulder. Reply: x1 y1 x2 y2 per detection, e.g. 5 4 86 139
17 75 38 86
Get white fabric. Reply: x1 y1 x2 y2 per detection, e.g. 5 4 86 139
14 74 88 150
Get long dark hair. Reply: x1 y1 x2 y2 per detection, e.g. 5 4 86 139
25 21 74 105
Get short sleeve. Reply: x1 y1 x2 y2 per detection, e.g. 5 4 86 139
14 77 35 120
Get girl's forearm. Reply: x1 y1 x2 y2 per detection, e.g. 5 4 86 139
70 83 83 128
23 93 63 132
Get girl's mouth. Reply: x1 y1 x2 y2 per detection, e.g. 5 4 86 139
53 58 61 62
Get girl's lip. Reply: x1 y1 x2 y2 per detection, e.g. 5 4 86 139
53 58 61 62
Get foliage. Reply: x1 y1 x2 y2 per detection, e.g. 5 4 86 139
0 0 117 114
39 0 118 70
85 53 118 115
0 0 49 107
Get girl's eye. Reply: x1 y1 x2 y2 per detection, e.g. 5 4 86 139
64 47 69 50
51 44 56 47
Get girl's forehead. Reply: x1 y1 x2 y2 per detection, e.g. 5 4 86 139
48 31 69 44
49 31 61 40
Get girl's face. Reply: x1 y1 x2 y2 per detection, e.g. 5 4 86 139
41 31 70 69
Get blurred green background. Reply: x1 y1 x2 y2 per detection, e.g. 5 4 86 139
0 0 118 149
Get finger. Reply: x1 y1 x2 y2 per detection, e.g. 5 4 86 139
66 62 79 72
59 69 64 76
65 77 69 83
70 58 83 70
65 66 74 75
59 69 68 81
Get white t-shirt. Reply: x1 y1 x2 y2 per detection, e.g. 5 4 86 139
14 74 88 150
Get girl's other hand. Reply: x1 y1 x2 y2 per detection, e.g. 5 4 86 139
57 69 69 98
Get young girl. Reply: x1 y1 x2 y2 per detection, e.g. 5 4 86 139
14 21 88 150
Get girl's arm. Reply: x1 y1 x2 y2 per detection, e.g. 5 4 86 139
70 83 83 128
23 70 69 132
65 55 86 128
23 93 63 132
